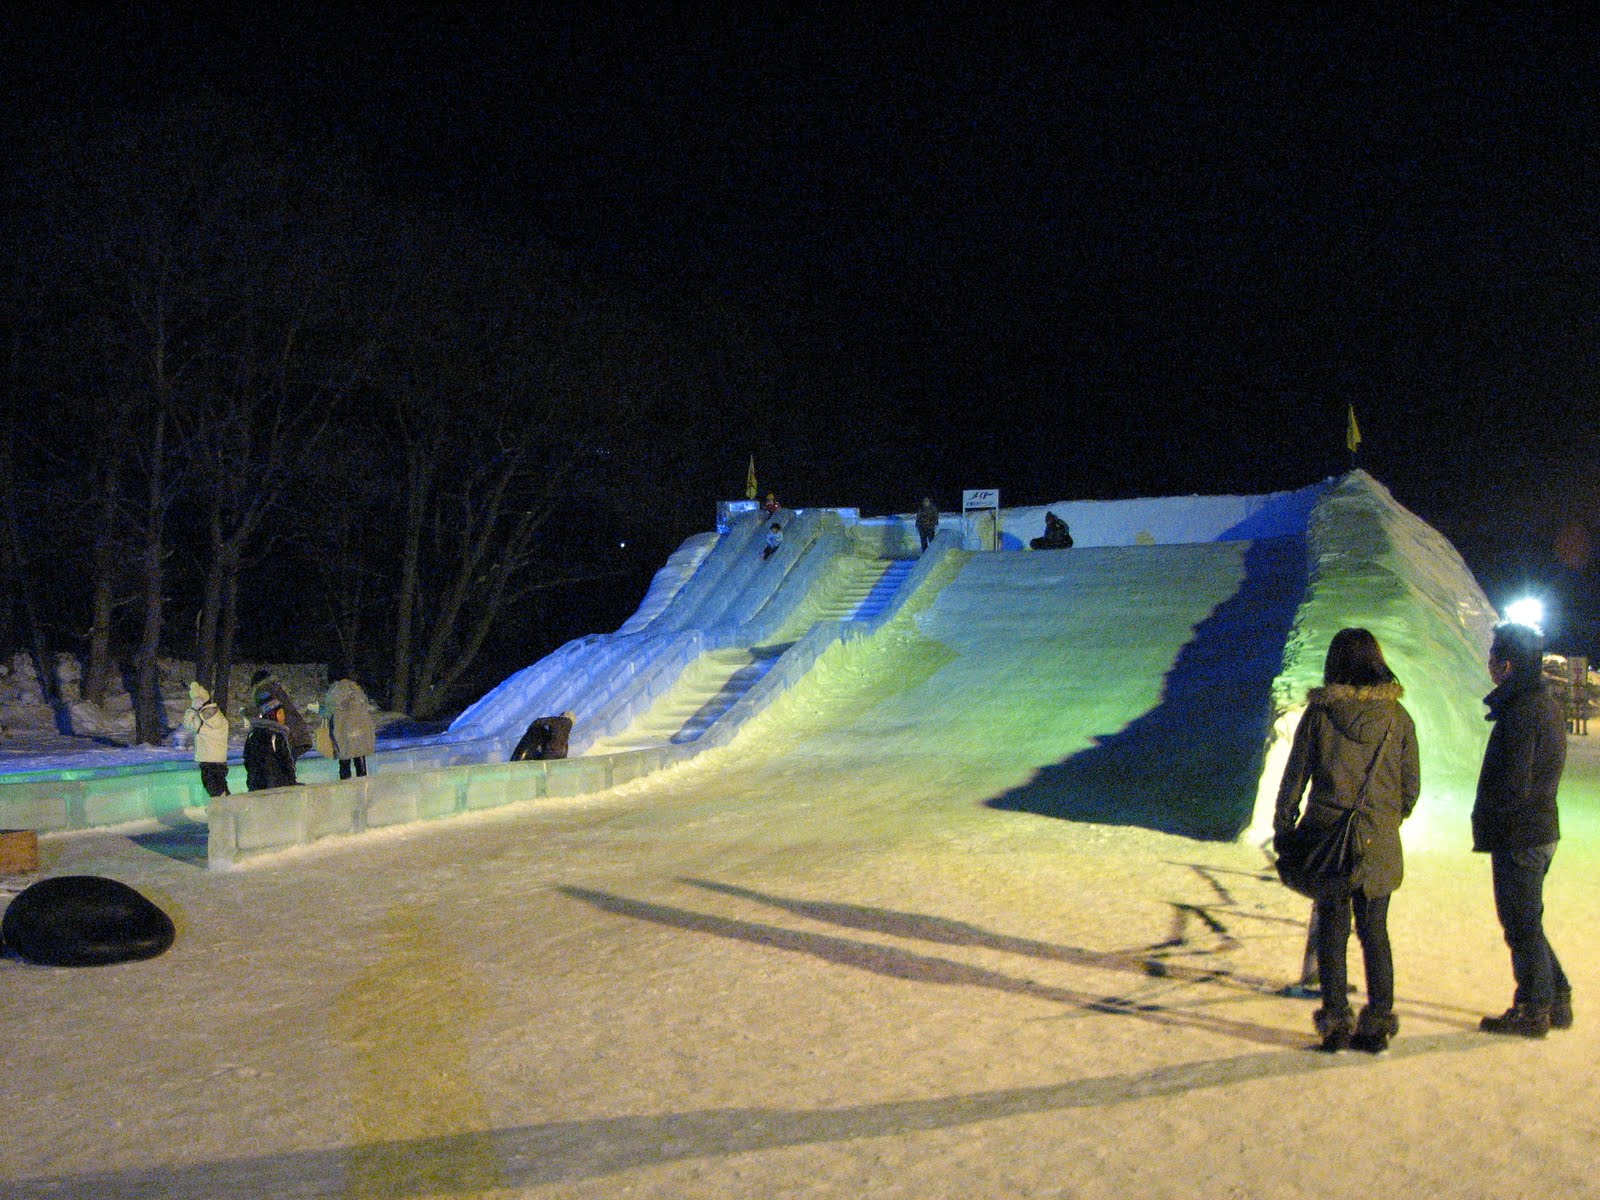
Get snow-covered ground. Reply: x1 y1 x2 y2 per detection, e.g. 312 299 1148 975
2 475 1595 1198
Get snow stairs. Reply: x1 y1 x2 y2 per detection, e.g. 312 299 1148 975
582 645 786 753
825 557 914 623
582 557 915 754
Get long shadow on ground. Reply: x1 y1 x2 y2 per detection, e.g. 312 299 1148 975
9 875 1491 1198
7 1024 1482 1197
986 534 1307 841
680 877 1297 998
561 886 1301 1048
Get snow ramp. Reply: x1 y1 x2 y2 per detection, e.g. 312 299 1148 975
680 472 1496 845
727 529 1307 841
443 505 932 758
421 470 1497 845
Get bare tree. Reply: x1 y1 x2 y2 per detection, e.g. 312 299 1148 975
0 334 57 705
373 233 653 717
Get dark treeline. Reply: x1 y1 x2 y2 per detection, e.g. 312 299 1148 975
1 99 764 741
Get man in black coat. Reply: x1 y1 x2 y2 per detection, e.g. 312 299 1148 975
1473 622 1571 1038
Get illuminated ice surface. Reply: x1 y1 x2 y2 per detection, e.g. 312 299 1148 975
2 472 1597 1199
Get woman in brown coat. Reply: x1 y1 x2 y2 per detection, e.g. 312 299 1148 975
1275 628 1421 1053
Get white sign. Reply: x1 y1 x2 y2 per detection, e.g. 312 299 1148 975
961 488 1000 551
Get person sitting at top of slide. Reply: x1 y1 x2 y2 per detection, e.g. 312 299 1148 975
1030 511 1074 550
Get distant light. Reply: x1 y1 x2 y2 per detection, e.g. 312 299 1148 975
619 541 627 549
1505 597 1545 630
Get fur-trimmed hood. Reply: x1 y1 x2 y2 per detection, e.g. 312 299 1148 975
1306 680 1406 746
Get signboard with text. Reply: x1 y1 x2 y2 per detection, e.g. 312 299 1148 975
962 488 1000 551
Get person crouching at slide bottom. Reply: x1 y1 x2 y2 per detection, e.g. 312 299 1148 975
512 712 575 761
1275 628 1421 1053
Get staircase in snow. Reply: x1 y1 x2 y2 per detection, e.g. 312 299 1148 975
812 557 914 624
583 557 915 754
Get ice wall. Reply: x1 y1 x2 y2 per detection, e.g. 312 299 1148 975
1250 471 1499 850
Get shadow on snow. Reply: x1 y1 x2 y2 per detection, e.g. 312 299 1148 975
10 877 1490 1198
986 534 1307 841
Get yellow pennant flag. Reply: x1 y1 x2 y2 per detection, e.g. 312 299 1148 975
745 455 758 500
1346 405 1361 455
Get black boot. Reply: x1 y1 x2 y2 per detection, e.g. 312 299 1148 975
1350 1006 1399 1054
1551 989 1573 1031
1479 1003 1551 1039
1314 1006 1353 1053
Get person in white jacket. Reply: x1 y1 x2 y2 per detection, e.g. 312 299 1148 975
182 681 232 798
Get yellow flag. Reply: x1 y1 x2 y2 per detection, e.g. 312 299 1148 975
745 455 758 500
1346 405 1361 455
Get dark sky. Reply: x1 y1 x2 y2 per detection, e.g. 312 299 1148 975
8 7 1600 644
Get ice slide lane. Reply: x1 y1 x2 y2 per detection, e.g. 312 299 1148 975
713 536 1307 842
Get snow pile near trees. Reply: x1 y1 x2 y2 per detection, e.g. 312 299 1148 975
0 655 329 757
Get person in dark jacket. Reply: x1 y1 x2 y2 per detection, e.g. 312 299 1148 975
250 669 313 760
1030 511 1074 550
244 702 299 791
511 711 575 761
1275 628 1420 1053
915 497 940 553
1474 622 1572 1038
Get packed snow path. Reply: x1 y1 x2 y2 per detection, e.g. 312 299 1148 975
4 714 1597 1198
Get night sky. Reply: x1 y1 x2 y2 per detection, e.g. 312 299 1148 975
7 8 1600 648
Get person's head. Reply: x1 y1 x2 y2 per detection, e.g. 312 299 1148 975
262 702 285 723
188 681 209 705
771 522 781 531
1323 627 1396 687
1489 622 1544 684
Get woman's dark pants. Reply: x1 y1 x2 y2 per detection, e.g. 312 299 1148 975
1315 884 1393 1017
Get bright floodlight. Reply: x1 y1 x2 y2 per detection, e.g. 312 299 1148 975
1505 597 1545 630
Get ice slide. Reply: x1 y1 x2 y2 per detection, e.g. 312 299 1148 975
555 471 1495 845
583 555 914 754
5 472 1498 856
0 504 933 833
444 505 931 758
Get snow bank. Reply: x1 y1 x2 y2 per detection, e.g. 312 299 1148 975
1249 471 1499 849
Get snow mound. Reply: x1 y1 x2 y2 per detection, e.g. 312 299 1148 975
1253 471 1499 849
